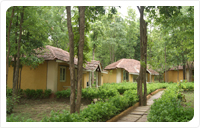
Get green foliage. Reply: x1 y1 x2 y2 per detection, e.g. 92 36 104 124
147 85 194 122
44 89 52 98
7 114 35 122
41 110 73 122
97 87 119 100
35 89 43 99
80 101 119 122
6 88 12 97
55 89 71 98
24 89 52 99
81 88 98 100
180 82 194 91
6 96 14 114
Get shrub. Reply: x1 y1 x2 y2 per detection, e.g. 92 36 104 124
147 85 194 122
24 89 33 99
97 88 119 100
6 96 14 114
82 88 98 100
80 101 119 122
41 110 73 122
7 114 35 122
6 88 12 97
55 89 71 98
35 89 43 99
44 89 52 98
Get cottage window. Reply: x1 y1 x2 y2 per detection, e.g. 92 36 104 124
123 70 129 81
60 66 66 82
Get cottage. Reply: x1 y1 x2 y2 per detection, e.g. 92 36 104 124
83 60 106 88
103 58 159 83
164 64 194 83
7 45 100 92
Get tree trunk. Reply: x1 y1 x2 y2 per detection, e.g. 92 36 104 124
177 66 179 82
91 71 94 86
137 6 147 106
75 6 85 113
66 6 76 114
165 46 167 82
183 64 186 80
6 7 15 86
143 19 147 106
92 44 95 60
17 67 22 92
189 61 193 82
91 44 95 85
13 7 24 97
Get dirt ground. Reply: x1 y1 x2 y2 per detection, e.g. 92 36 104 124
9 98 91 121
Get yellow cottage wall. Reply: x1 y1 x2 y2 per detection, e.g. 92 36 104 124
7 61 47 90
57 63 71 91
129 74 133 82
83 72 89 88
103 69 117 83
164 70 183 83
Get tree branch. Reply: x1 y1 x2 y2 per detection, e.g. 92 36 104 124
137 6 141 13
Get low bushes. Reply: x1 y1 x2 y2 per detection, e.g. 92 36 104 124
42 88 139 122
24 89 52 99
180 82 194 91
55 89 71 98
82 88 98 100
6 96 14 114
147 85 194 122
7 114 35 122
7 88 52 99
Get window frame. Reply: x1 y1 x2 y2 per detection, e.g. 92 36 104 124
60 66 66 82
123 70 129 81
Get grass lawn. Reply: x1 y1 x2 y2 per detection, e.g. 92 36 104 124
181 91 194 108
7 98 91 121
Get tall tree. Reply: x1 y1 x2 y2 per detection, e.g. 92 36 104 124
137 6 147 106
75 6 85 113
6 7 15 85
13 6 24 97
66 6 76 114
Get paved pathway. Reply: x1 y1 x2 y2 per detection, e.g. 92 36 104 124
116 90 164 122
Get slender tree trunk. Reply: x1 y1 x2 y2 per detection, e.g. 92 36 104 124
177 66 179 82
91 44 95 85
66 6 76 114
6 7 15 86
75 6 85 113
165 46 167 82
183 64 186 80
189 61 193 82
143 19 147 106
92 44 95 60
13 7 24 97
13 14 18 89
18 67 22 92
137 6 147 106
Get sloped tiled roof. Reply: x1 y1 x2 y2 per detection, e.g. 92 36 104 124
104 58 159 75
84 60 101 71
169 62 194 71
36 45 78 65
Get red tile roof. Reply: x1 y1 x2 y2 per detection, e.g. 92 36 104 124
84 60 102 71
104 58 159 75
36 45 78 65
169 63 194 70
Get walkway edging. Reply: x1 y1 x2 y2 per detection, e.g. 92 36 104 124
106 88 166 122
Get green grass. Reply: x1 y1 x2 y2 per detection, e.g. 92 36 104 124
182 91 194 108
